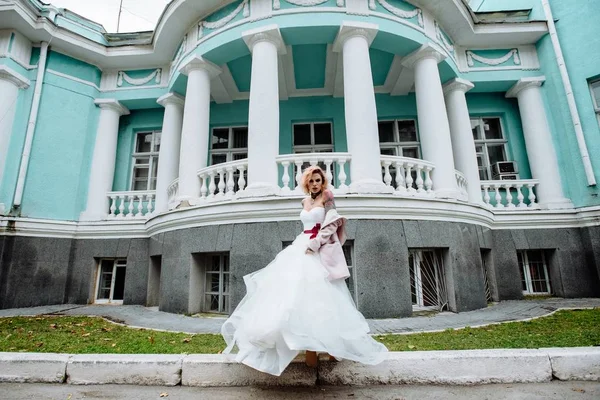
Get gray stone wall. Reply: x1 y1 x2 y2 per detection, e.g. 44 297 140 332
0 221 598 315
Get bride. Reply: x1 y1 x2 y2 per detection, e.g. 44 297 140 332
221 166 388 376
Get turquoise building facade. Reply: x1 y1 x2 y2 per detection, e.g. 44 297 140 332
0 0 598 317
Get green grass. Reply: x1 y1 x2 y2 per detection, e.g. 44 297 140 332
376 308 600 352
0 309 598 354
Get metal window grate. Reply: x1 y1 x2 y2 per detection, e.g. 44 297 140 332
518 250 552 295
409 249 448 311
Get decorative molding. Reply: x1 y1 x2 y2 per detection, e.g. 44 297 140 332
242 24 287 54
46 69 100 91
401 43 447 69
0 64 30 88
443 78 474 95
506 76 546 99
117 68 162 87
94 99 130 116
274 0 340 10
157 92 185 108
435 21 454 56
369 0 423 27
333 21 379 52
198 0 250 39
467 49 520 67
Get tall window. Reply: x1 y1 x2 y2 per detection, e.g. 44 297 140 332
131 131 160 191
378 120 420 158
408 249 448 311
293 122 333 154
204 254 230 313
590 79 600 125
95 259 127 304
470 117 509 180
518 250 552 295
210 126 248 165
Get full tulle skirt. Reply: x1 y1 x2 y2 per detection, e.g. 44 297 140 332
221 233 388 376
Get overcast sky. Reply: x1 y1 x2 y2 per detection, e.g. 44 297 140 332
47 0 171 33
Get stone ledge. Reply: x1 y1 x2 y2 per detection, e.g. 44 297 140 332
546 347 600 381
182 354 317 387
319 349 553 385
66 354 183 386
0 353 68 383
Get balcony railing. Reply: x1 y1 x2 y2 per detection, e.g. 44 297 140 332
480 180 540 209
103 155 545 219
107 191 155 219
380 155 435 197
276 153 351 193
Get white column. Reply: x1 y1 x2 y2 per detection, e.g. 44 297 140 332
242 25 285 196
403 44 458 199
177 55 221 205
443 78 482 204
155 93 185 213
334 22 392 194
507 77 573 209
81 99 130 221
0 66 30 212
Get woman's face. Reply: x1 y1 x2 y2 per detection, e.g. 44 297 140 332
308 172 323 194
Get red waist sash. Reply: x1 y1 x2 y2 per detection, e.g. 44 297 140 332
303 223 321 239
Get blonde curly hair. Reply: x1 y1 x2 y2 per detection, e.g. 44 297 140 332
300 166 329 194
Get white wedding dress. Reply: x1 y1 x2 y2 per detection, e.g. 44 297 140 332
221 207 388 376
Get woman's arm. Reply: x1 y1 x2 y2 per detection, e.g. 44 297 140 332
306 190 340 253
323 189 336 213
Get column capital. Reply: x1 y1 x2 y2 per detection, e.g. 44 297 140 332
443 78 474 96
157 92 185 108
401 43 447 69
506 76 546 98
0 65 30 89
333 21 379 53
178 54 222 78
94 99 130 116
242 24 287 54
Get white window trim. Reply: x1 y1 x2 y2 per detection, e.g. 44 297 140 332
130 130 161 191
378 119 421 158
204 254 230 314
519 251 552 295
210 125 248 165
590 79 600 113
292 121 334 153
471 116 510 180
94 259 127 304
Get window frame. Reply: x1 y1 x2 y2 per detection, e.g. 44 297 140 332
209 125 249 165
408 249 447 311
590 79 600 113
130 130 161 191
342 240 357 304
292 121 334 154
518 250 552 295
203 253 230 314
94 258 127 304
470 116 510 180
377 119 421 159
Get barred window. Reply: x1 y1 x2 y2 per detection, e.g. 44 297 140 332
518 250 552 295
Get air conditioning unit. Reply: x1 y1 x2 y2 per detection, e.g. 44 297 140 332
492 161 518 175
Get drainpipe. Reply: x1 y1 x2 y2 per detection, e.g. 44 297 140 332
541 0 596 186
12 41 49 210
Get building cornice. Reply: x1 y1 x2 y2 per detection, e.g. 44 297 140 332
1 199 599 240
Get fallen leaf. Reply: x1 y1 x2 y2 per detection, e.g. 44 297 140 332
35 342 44 348
182 337 192 343
103 338 112 341
148 336 155 344
111 343 117 347
408 345 415 349
572 388 586 393
82 333 91 337
49 324 57 329
5 334 11 340
66 394 72 400
101 327 112 332
170 341 176 345
159 393 169 398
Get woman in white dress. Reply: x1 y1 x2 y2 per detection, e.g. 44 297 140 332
221 166 388 376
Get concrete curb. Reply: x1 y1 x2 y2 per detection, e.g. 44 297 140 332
0 348 599 386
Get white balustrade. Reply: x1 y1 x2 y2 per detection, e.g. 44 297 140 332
480 180 540 209
197 159 248 200
380 156 435 197
275 153 351 194
455 170 469 201
107 191 156 219
166 178 179 209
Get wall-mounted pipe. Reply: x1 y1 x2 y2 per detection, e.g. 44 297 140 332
12 41 49 209
541 0 596 186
